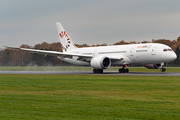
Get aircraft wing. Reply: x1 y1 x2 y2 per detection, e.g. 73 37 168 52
4 46 126 62
4 46 93 61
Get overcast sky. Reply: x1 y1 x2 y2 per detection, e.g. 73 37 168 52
1 0 180 48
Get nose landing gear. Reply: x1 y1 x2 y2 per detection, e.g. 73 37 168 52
160 68 166 72
160 63 166 72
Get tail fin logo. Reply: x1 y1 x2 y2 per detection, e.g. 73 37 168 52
59 31 72 52
59 31 67 38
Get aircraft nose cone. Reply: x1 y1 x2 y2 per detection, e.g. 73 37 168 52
171 52 177 61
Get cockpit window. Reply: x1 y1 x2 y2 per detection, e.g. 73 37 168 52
163 49 172 52
163 49 167 51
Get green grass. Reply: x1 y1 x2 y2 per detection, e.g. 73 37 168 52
0 66 180 72
0 74 180 119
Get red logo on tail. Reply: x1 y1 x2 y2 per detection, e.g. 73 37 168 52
59 31 66 38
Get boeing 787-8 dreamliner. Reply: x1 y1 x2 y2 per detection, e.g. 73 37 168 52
6 22 177 73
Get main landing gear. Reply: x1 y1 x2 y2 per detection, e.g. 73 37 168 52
93 65 130 74
119 65 129 73
93 69 103 74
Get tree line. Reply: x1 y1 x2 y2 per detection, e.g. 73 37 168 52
0 37 180 66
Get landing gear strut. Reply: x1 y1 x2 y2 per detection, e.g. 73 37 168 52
160 64 166 72
93 69 103 74
119 65 129 73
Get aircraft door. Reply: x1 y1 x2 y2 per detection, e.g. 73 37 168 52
93 50 98 57
130 48 134 56
152 47 157 55
151 47 160 62
130 48 136 61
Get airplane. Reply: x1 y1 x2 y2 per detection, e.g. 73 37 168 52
5 22 177 73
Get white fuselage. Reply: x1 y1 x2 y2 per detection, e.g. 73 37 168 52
60 43 177 66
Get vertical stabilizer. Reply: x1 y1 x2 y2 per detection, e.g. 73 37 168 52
56 22 77 52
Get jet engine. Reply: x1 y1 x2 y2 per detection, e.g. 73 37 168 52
90 56 111 69
144 64 162 69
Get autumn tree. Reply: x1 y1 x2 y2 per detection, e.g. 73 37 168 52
0 49 11 66
113 40 129 45
0 37 180 66
177 36 180 42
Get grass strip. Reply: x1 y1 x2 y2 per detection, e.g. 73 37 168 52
0 74 180 119
0 66 180 72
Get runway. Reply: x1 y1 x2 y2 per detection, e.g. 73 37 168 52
0 71 180 76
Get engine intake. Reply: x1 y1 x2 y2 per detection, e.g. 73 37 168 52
90 56 111 69
144 64 162 69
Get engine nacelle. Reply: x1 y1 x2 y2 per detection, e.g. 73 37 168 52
90 56 111 69
144 64 162 69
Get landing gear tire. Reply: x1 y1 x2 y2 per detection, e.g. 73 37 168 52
93 69 97 73
125 69 129 73
93 69 103 74
119 69 122 73
160 68 166 72
119 68 129 73
99 69 103 73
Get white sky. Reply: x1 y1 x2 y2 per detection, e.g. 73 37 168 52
1 0 180 48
